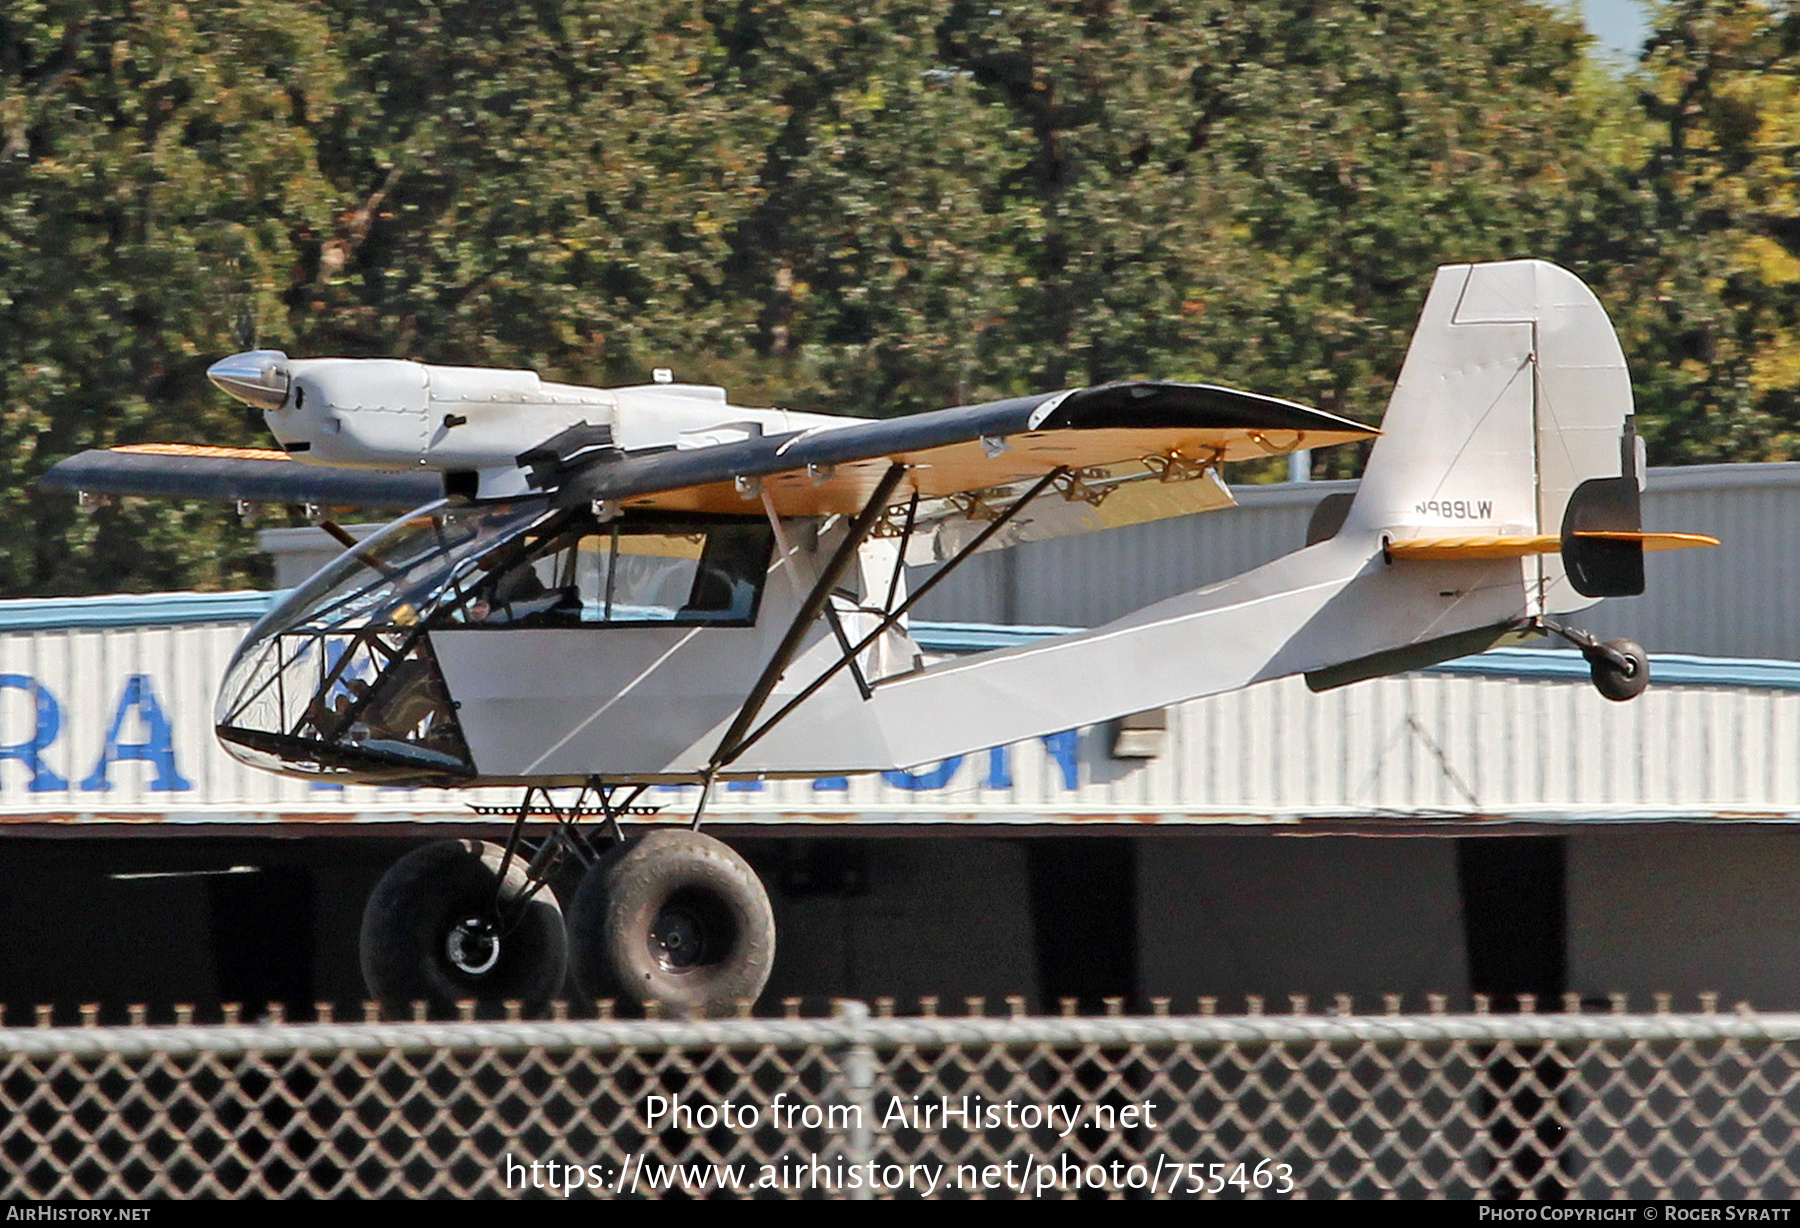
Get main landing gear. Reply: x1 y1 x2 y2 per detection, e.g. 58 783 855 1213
1539 619 1650 703
359 783 775 1019
359 839 568 1015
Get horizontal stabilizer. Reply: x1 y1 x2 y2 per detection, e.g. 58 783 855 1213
1385 531 1719 561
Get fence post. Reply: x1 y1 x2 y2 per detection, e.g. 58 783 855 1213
834 998 877 1200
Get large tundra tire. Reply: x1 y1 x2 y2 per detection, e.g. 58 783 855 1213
360 839 568 1017
568 830 774 1018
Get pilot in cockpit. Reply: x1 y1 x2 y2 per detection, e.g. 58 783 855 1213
465 561 580 626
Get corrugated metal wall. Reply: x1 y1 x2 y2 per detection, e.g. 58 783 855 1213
1 615 1796 829
1580 465 1800 660
912 463 1800 660
263 462 1800 656
912 479 1337 627
22 461 1800 829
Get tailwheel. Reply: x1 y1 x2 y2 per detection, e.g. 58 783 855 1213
1585 637 1649 703
360 839 568 1017
568 829 775 1018
1540 619 1652 703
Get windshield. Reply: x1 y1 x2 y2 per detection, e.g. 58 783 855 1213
214 499 554 782
268 498 555 636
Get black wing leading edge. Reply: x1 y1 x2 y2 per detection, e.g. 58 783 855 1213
38 381 1372 513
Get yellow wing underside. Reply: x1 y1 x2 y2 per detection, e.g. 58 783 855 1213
115 443 289 461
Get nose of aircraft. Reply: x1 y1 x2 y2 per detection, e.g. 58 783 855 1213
207 350 291 410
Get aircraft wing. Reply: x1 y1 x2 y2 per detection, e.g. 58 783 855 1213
564 381 1369 508
38 382 1374 553
560 381 1374 557
41 444 445 509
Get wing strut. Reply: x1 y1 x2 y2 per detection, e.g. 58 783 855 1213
760 486 872 701
721 466 1069 770
691 463 909 826
690 464 1065 827
883 491 920 612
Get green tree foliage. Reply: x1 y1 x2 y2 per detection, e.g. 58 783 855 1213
697 0 1604 454
0 0 343 593
0 0 1786 595
1561 0 1800 463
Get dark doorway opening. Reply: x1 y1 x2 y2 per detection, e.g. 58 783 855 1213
1028 838 1138 1012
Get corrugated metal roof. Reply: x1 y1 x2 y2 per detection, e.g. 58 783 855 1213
0 591 280 631
1429 647 1800 691
0 589 1089 650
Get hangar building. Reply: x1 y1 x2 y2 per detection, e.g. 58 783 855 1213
1 462 1795 1020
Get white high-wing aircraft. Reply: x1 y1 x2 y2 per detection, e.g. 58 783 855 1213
46 259 1715 1018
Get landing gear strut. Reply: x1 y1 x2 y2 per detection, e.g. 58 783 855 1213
1540 619 1650 702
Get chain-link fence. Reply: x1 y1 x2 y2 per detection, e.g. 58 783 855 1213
5 1000 1800 1198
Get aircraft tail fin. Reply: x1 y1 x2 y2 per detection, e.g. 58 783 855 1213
1342 259 1652 610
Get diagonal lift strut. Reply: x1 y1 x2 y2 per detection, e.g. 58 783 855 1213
707 462 908 776
689 463 1065 827
721 465 1068 767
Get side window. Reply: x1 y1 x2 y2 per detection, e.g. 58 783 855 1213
586 530 706 622
454 518 770 627
682 523 769 622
